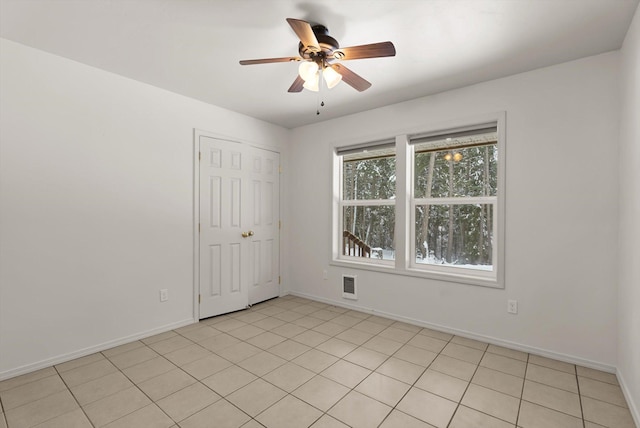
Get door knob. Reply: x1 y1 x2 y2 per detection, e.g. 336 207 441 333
241 230 255 238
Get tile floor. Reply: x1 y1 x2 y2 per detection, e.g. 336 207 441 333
0 295 636 428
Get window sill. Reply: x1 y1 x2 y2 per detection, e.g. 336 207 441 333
330 258 503 289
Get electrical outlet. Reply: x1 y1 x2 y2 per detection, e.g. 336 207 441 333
160 289 168 302
507 299 518 314
323 270 328 280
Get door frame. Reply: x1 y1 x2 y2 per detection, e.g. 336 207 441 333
193 129 282 321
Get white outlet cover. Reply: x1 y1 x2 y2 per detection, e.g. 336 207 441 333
507 299 518 314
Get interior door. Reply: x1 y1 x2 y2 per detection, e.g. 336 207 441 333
199 136 279 319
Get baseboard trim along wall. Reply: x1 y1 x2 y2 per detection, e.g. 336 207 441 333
0 318 196 381
617 367 640 428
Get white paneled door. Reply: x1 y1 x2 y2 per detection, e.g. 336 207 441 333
199 136 280 319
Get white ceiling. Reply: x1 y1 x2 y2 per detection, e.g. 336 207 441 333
1 0 637 129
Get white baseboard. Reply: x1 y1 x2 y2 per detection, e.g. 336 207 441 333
288 291 617 373
617 368 640 428
0 318 196 382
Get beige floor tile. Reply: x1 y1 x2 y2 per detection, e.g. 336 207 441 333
393 344 438 367
178 325 221 343
101 341 145 358
310 414 350 428
577 366 619 385
262 362 315 392
581 396 636 428
253 316 286 330
415 369 468 402
156 382 220 422
449 405 514 428
0 413 5 428
213 318 249 332
584 422 608 428
55 353 105 373
141 331 178 345
137 368 196 401
292 330 331 347
179 399 251 428
292 304 323 316
0 367 57 393
346 310 371 319
267 339 311 360
256 395 323 428
60 359 119 387
227 324 265 341
174 322 206 335
480 352 526 377
355 372 411 406
199 332 241 352
332 314 365 328
486 344 528 362
70 371 133 405
441 343 484 364
234 310 268 323
528 355 575 374
310 310 341 322
376 357 425 384
407 335 448 353
579 376 628 407
335 328 374 345
321 360 371 388
461 384 519 423
201 365 257 396
472 366 524 398
246 331 287 349
352 320 388 335
316 338 357 358
293 315 326 329
329 390 392 428
396 387 457 428
377 326 417 343
121 356 175 384
292 375 350 411
518 400 583 428
180 353 232 380
313 322 349 337
0 374 67 410
293 349 339 373
271 322 307 338
215 342 262 363
108 346 159 370
418 328 453 341
391 321 422 333
525 363 578 393
83 386 151 427
164 344 211 366
32 408 93 428
379 409 437 428
522 380 581 418
362 336 404 355
273 310 306 323
147 335 194 355
450 336 488 351
5 390 79 428
237 351 286 376
102 404 174 428
226 379 286 417
344 347 388 370
430 354 477 381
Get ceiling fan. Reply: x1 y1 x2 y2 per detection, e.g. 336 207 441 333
239 18 396 93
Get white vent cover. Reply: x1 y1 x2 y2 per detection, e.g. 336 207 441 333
342 275 357 300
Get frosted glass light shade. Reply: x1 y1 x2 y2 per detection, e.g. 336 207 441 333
323 66 342 88
303 75 319 91
298 62 319 82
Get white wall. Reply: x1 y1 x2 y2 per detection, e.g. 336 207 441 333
0 39 289 379
618 3 640 424
289 52 620 369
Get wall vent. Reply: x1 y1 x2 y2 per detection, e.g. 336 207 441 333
342 275 357 300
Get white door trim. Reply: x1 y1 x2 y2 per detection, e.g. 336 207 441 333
193 129 281 321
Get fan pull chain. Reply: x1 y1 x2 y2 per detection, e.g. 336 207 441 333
317 69 325 116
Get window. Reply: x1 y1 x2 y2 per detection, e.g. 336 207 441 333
332 114 505 287
411 125 498 279
338 143 396 264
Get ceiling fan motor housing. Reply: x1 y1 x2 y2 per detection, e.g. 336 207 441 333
298 25 341 64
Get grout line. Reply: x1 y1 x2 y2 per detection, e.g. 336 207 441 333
53 365 96 428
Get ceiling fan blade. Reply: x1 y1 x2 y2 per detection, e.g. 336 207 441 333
288 76 305 93
334 41 396 60
331 64 371 92
286 18 320 52
239 57 301 65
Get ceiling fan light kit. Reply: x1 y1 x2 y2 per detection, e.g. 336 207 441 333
239 18 396 93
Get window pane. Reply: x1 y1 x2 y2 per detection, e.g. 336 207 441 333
343 155 396 200
343 205 395 260
414 144 497 198
415 204 493 270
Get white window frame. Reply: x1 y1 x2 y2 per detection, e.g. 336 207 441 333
331 112 505 288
